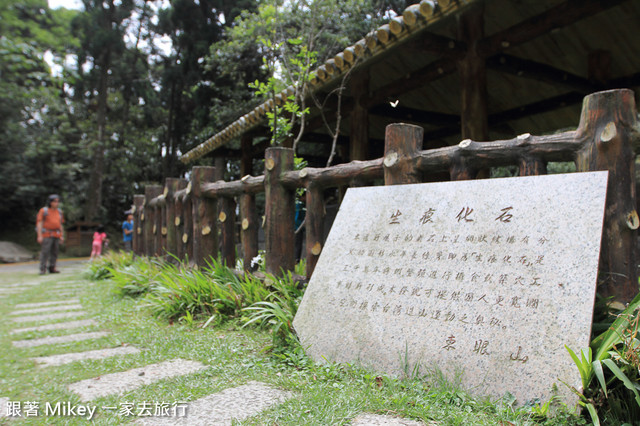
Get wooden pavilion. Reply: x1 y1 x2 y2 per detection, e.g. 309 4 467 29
180 0 640 175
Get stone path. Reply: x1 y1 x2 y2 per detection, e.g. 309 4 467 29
1 265 429 425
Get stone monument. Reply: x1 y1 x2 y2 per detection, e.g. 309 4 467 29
293 172 608 406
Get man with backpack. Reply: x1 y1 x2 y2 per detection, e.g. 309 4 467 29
36 194 64 274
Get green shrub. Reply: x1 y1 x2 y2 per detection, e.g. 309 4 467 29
109 256 163 297
566 293 640 425
86 251 134 280
142 257 271 324
242 271 306 351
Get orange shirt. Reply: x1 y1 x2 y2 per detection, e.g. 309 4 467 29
37 208 64 238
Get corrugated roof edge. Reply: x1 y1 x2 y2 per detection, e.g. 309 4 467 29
180 0 475 164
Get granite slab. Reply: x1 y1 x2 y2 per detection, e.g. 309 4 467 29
293 172 608 406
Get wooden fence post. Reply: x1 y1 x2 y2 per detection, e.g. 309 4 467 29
575 89 639 303
143 185 162 256
240 193 258 271
305 183 324 279
191 166 218 268
265 147 295 275
133 194 144 255
384 123 424 185
159 184 169 256
219 196 237 268
173 180 188 261
163 178 182 258
183 184 194 264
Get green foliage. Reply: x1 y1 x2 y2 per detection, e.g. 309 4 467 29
565 293 640 424
109 256 163 297
242 271 305 349
141 257 271 325
85 250 135 281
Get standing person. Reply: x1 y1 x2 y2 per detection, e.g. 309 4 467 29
90 226 107 260
36 194 64 275
122 211 134 252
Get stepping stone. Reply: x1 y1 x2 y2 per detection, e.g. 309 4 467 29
14 299 80 308
136 381 293 425
0 397 8 418
10 304 83 316
12 331 110 348
10 319 97 335
33 345 141 367
351 414 431 425
12 311 87 324
3 281 41 288
68 359 206 401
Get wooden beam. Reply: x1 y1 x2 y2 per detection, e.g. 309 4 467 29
457 2 488 141
486 54 595 93
478 0 629 57
422 91 586 142
370 104 459 126
366 57 457 108
350 70 369 161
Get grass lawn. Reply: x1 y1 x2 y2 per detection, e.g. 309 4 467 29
0 262 587 425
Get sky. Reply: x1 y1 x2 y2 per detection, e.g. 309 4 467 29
48 0 83 10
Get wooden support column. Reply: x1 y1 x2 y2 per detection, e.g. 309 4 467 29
265 147 295 275
143 185 162 256
383 123 424 185
191 167 218 268
240 193 258 271
241 134 254 176
305 183 324 279
350 70 370 161
575 89 639 303
173 180 188 261
457 2 488 142
132 194 144 255
219 196 237 268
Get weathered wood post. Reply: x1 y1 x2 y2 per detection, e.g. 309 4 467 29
219 196 236 268
173 180 188 261
151 195 163 257
182 184 194 263
265 147 295 275
159 185 169 256
383 123 424 185
240 192 258 271
575 89 639 303
143 185 162 256
191 166 218 268
450 139 478 181
163 178 182 258
518 139 547 177
305 182 324 279
133 194 144 255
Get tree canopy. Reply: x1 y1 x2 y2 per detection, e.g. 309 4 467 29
0 0 407 233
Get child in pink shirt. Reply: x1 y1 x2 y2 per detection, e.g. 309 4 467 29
90 226 108 260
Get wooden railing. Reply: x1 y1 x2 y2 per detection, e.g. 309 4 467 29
133 89 640 303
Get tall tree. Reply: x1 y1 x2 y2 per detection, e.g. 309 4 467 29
0 0 80 228
72 0 134 220
156 0 260 177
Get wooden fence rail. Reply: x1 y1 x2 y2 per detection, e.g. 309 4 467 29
132 89 640 303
